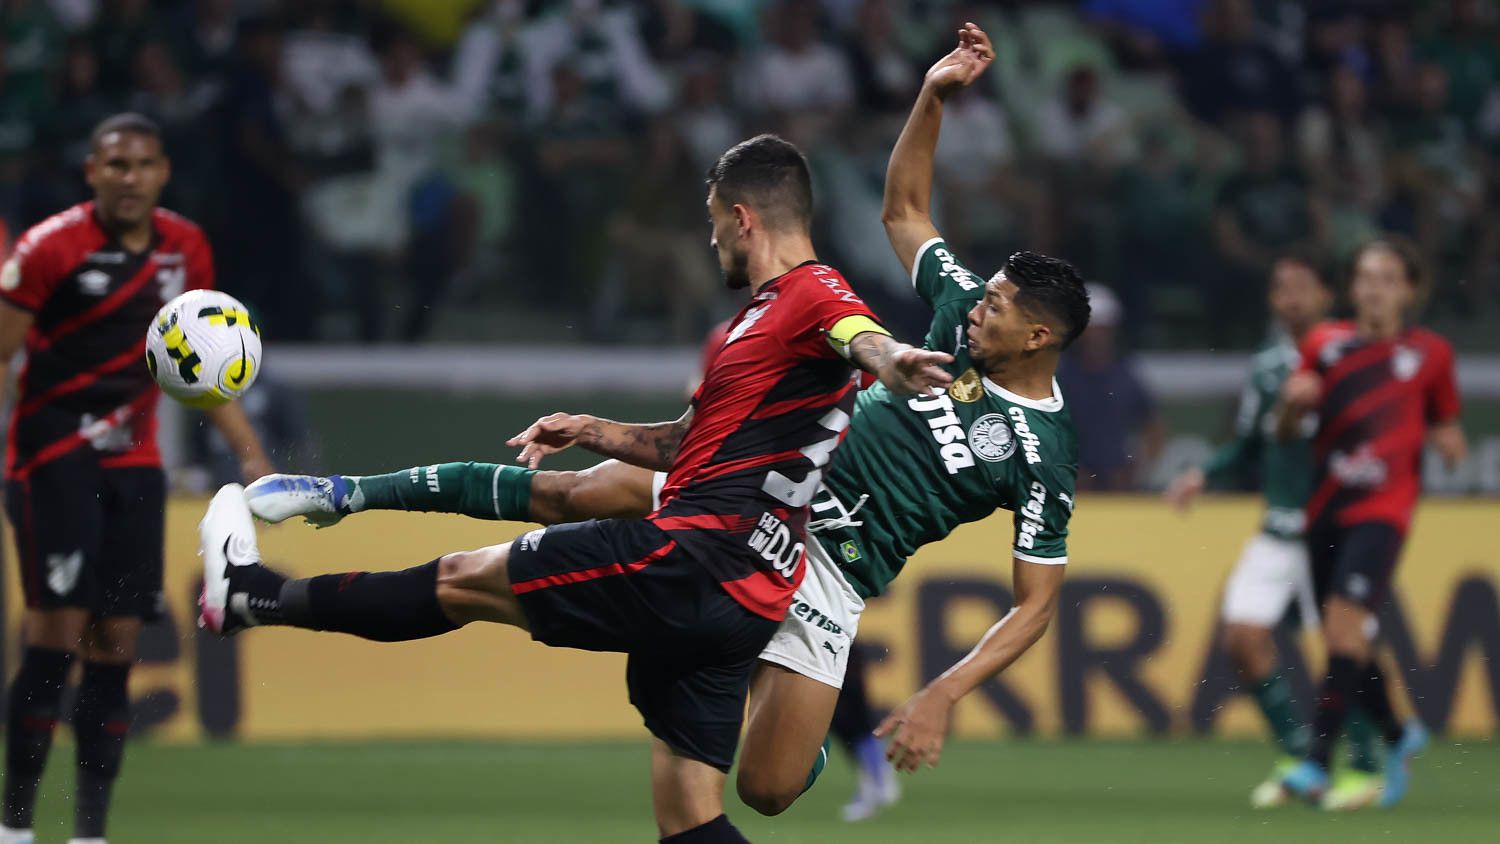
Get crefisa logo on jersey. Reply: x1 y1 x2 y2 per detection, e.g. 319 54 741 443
969 413 1017 462
1392 345 1423 381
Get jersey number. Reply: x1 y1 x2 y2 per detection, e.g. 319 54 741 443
761 407 852 507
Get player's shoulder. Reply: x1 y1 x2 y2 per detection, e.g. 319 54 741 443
774 261 856 301
1405 325 1453 356
15 202 97 256
987 379 1076 468
151 206 208 247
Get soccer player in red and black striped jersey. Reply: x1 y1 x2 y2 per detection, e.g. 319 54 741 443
1277 238 1467 808
0 114 272 844
198 134 952 843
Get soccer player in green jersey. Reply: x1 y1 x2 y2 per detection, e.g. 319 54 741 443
247 23 1086 817
1166 255 1386 810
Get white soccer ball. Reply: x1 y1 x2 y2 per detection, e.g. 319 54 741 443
145 290 262 409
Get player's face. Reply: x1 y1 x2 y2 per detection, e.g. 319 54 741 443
86 131 170 229
1268 259 1331 334
966 275 1039 364
707 187 750 290
1350 247 1416 326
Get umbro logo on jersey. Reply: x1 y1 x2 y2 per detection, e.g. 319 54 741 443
78 269 111 295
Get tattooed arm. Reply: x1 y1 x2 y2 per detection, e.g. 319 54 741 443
508 408 694 471
845 330 955 395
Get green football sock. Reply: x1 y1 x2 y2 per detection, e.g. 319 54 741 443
349 463 533 521
1345 708 1380 773
1250 672 1310 757
802 736 831 795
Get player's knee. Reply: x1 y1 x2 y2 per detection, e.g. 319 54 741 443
735 771 798 816
437 547 505 590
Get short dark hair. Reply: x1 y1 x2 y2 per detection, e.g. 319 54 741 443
90 112 162 152
1272 248 1333 289
1004 251 1091 349
706 134 813 230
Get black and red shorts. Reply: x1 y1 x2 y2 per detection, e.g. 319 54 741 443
1306 518 1405 611
507 518 778 772
5 451 166 620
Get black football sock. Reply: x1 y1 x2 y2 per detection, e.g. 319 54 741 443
1308 655 1361 769
279 560 459 641
1355 663 1405 745
73 661 130 839
659 814 750 843
4 647 75 829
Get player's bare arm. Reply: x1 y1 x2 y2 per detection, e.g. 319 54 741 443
875 557 1065 773
1429 419 1468 467
0 299 35 402
845 329 955 394
882 22 994 275
508 408 694 471
205 402 274 483
1275 370 1321 440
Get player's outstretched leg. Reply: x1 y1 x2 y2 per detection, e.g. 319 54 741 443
246 463 537 527
199 484 473 640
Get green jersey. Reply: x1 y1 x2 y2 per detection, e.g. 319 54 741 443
1201 338 1314 539
813 238 1078 599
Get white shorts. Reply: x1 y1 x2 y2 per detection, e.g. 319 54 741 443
1220 533 1317 629
651 472 865 689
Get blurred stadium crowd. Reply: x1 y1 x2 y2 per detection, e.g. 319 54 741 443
3 0 1500 348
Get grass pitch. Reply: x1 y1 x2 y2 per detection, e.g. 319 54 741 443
24 738 1500 842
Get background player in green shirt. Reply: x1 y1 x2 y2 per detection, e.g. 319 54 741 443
246 22 1085 817
1166 255 1383 810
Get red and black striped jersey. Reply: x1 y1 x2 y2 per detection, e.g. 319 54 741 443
1298 320 1460 532
651 262 876 620
0 202 214 478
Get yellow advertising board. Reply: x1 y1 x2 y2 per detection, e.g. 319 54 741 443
4 497 1494 742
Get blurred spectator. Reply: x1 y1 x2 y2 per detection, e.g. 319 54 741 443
600 118 720 341
519 0 669 122
520 62 631 308
1058 284 1166 491
90 0 159 99
1387 62 1488 312
4 0 64 105
673 55 739 174
1036 64 1135 168
215 16 311 339
1083 0 1208 68
167 0 239 82
1417 0 1498 128
129 40 215 219
1213 111 1326 341
452 0 530 115
1296 64 1383 261
1179 0 1300 125
844 0 919 114
40 34 114 185
741 0 855 114
638 0 738 62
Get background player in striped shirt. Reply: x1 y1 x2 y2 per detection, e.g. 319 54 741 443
0 114 271 844
1277 237 1468 807
1166 256 1389 810
198 134 952 844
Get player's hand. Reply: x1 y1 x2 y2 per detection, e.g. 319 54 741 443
1164 467 1206 512
1282 370 1322 408
923 22 994 99
880 347 955 396
875 686 954 773
507 413 596 469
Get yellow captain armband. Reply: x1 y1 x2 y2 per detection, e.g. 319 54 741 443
825 314 892 359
